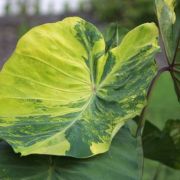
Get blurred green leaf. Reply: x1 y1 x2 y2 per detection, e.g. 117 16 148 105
90 0 155 27
143 158 180 180
145 72 180 130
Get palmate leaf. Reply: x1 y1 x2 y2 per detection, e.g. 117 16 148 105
0 126 143 180
155 0 180 100
0 17 159 157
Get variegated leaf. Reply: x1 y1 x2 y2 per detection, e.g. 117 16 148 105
0 17 159 157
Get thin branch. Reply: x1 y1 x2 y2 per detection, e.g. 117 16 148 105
173 74 180 83
173 67 180 73
169 70 180 101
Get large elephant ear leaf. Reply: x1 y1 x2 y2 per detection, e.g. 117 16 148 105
155 0 180 100
0 17 159 158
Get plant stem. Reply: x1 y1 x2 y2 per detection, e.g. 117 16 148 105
172 31 180 66
173 68 180 73
174 63 180 66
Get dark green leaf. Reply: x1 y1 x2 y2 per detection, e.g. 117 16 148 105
143 120 180 169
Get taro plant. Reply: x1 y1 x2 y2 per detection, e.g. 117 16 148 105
0 0 179 179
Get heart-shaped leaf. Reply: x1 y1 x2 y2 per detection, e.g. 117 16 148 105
155 0 180 100
0 17 159 157
0 126 143 180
